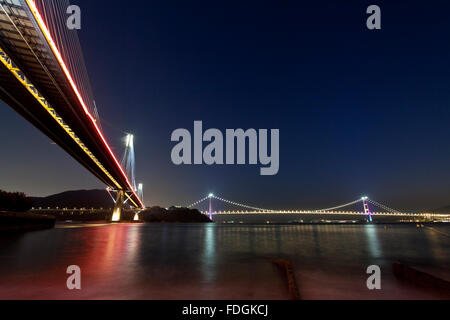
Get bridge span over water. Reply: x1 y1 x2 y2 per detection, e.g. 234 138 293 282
0 0 144 220
1 2 448 225
188 194 450 222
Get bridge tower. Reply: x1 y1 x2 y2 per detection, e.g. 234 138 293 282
133 183 144 221
111 133 144 222
208 193 214 220
138 183 144 201
112 190 125 222
122 134 137 191
362 196 373 222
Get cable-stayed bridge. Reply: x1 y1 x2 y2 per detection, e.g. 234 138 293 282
0 0 144 221
186 194 449 222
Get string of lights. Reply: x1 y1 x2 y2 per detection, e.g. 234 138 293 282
315 199 363 212
212 195 276 212
183 194 441 217
366 199 406 215
187 196 210 208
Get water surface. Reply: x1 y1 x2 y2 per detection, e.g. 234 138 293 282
0 223 448 299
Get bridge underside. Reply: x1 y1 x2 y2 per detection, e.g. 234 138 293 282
0 0 143 211
0 59 112 186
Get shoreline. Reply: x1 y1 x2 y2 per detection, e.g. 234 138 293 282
0 211 56 232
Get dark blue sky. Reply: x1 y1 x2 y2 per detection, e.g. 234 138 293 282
1 0 449 211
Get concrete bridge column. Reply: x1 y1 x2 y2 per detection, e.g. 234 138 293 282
111 190 125 222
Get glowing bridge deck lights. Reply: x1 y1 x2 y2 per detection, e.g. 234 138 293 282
25 0 144 208
0 46 123 194
184 194 450 219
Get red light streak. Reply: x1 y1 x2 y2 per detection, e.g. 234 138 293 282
26 0 144 208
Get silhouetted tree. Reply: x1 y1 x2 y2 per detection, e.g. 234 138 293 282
141 206 212 223
0 190 34 212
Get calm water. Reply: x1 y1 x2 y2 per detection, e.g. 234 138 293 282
0 223 449 299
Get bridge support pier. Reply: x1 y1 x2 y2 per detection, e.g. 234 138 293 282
111 190 125 222
208 195 213 221
362 197 373 223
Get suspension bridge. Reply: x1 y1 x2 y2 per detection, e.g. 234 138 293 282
0 0 144 221
186 194 449 222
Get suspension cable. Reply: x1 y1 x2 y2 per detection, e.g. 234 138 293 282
212 195 276 212
314 199 363 212
185 194 420 216
187 196 210 208
366 199 407 215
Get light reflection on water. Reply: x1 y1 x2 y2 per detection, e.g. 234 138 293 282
364 225 381 259
201 225 216 283
0 223 448 299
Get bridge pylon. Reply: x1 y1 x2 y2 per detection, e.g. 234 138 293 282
362 197 373 222
208 193 214 221
111 190 125 222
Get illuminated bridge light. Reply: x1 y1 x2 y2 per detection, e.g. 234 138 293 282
126 134 132 147
184 194 448 219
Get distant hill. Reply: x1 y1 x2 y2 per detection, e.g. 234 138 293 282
31 189 114 209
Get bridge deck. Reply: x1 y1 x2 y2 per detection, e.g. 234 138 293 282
0 0 143 207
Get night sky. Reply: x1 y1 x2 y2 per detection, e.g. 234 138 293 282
0 0 449 211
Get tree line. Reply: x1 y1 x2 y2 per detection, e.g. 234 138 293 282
0 190 33 212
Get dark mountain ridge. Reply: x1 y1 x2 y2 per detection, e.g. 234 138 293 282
31 189 113 209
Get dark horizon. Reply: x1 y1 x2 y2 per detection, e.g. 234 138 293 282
1 0 450 211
